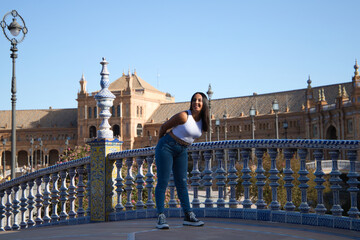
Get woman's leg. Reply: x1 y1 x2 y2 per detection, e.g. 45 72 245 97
155 138 174 214
172 147 191 214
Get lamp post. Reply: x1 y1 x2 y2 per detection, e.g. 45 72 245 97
30 137 34 172
1 10 28 179
39 138 43 166
65 138 69 157
2 138 6 178
223 110 227 140
215 117 220 141
249 106 256 163
283 119 288 139
249 106 256 140
272 99 279 139
207 84 213 142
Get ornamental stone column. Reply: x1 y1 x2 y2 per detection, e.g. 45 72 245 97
88 58 122 222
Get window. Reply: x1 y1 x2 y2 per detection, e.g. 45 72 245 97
94 107 97 118
117 105 121 117
113 125 120 137
89 126 96 138
137 124 143 137
347 119 353 134
112 106 115 117
312 124 318 138
88 107 92 119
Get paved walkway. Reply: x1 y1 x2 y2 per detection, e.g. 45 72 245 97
1 218 359 240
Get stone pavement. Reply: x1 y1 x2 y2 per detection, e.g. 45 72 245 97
0 218 359 240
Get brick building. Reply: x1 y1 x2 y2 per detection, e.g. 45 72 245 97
1 61 360 172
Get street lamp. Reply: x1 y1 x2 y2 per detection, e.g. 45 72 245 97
215 117 220 141
2 138 6 178
30 137 34 172
149 135 152 147
1 10 28 179
39 138 43 166
249 106 256 163
223 110 227 140
283 119 288 139
65 138 69 157
272 99 279 139
207 84 213 142
249 106 256 140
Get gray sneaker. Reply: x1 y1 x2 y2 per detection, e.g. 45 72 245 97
156 213 169 229
183 212 204 226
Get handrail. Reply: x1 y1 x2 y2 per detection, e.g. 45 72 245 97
0 139 359 232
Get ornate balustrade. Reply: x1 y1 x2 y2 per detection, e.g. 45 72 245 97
0 139 359 232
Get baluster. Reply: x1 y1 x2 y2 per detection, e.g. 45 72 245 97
59 170 69 221
313 149 326 215
283 149 295 211
297 149 310 213
329 150 343 216
19 182 28 229
202 150 213 208
255 149 266 209
86 163 91 216
135 156 145 210
191 151 201 208
268 148 280 210
35 177 43 226
68 167 77 218
168 171 177 208
4 188 12 231
145 155 155 209
11 185 20 230
241 149 252 209
228 149 239 208
0 190 5 231
27 180 35 227
76 166 86 217
346 150 359 218
51 172 60 222
124 157 134 210
215 149 226 208
115 159 124 212
42 174 51 224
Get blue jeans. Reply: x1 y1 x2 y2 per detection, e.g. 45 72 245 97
155 133 191 214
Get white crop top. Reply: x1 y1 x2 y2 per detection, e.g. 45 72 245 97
172 110 202 144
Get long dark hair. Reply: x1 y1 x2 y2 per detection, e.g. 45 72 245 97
189 92 210 132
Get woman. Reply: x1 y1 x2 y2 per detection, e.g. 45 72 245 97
155 92 209 229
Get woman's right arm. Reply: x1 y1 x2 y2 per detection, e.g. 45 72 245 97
158 111 188 139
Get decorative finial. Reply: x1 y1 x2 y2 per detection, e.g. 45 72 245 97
318 89 322 101
355 59 359 76
342 86 349 98
321 88 326 102
338 85 342 97
94 57 116 139
307 75 312 85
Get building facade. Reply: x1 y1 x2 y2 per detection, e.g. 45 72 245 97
1 62 360 173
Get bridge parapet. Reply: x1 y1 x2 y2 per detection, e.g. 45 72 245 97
0 139 359 232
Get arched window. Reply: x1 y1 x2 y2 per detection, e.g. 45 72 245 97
89 126 97 138
137 124 143 137
113 124 120 137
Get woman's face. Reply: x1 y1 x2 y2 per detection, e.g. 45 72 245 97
191 93 203 114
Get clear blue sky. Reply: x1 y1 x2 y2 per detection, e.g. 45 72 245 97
1 1 360 110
